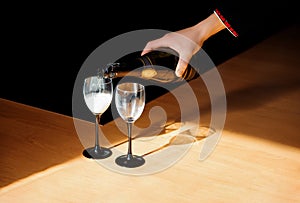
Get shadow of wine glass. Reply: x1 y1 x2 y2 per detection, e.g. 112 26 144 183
142 126 216 157
108 120 181 149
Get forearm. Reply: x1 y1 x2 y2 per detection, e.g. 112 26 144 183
193 12 227 43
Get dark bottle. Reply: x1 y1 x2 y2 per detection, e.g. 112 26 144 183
99 48 199 85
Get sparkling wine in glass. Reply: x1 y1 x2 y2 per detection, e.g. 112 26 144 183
115 82 146 168
83 76 113 159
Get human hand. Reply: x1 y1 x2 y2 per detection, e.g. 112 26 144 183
141 13 226 77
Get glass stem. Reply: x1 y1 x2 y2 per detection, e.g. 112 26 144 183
127 122 133 156
95 114 101 149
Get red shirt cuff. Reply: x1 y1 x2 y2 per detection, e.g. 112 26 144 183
214 8 239 37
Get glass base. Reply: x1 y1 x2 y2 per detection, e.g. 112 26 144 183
82 146 112 159
115 154 145 168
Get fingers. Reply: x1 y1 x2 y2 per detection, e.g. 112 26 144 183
141 48 151 56
141 38 170 56
141 35 192 78
142 40 191 78
141 41 156 56
175 58 189 77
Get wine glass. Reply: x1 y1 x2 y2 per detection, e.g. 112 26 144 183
82 76 113 159
115 82 146 168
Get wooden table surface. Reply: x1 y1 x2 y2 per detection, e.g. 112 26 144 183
1 25 300 202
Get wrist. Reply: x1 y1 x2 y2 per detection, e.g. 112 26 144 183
193 13 227 44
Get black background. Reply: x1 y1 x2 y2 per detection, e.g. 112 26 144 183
1 2 297 122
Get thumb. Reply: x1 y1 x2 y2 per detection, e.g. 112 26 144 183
141 49 151 56
175 58 189 77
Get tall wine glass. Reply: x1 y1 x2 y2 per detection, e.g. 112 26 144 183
115 82 146 168
83 76 113 159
